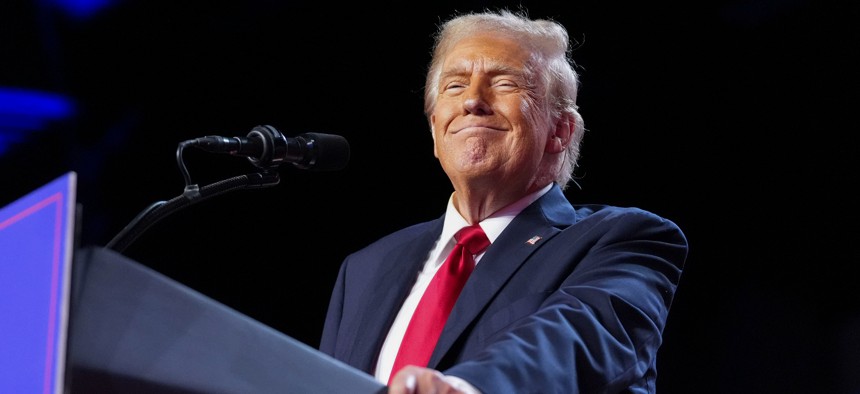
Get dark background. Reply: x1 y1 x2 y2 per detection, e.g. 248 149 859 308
2 0 858 393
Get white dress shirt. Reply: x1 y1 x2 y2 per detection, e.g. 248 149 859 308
373 184 552 388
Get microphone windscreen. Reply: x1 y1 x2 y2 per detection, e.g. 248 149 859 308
302 132 350 171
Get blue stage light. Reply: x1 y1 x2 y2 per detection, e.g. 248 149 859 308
49 0 114 20
0 88 76 156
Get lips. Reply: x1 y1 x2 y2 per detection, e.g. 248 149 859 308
452 125 504 134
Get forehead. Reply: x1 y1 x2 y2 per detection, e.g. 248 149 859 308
442 34 531 73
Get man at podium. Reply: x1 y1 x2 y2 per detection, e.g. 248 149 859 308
319 8 688 394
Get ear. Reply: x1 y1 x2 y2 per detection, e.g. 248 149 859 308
545 115 574 154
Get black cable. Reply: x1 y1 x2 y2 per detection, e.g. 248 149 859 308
176 140 194 187
105 138 281 254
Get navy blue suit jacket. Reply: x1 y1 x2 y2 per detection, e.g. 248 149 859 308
320 184 688 393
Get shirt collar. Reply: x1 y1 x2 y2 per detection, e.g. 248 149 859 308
441 183 553 244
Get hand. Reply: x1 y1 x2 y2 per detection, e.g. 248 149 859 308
388 365 480 394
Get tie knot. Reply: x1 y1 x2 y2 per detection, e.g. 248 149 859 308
455 224 490 255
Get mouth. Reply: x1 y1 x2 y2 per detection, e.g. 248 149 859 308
452 125 504 134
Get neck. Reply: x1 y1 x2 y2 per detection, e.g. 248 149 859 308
451 182 550 224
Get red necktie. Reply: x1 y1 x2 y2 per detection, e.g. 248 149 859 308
388 224 490 383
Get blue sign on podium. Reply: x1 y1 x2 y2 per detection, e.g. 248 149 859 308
0 172 78 394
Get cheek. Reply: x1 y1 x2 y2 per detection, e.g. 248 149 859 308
431 130 440 158
431 106 457 152
503 133 546 170
432 104 456 125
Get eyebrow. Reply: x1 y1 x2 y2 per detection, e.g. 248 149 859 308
439 60 525 81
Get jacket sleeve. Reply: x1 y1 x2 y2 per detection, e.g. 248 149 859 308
444 208 689 393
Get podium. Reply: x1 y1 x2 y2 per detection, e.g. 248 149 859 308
66 246 387 394
1 172 384 393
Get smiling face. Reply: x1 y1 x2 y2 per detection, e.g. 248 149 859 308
431 33 563 203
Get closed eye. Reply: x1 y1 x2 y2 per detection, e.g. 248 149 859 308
444 82 467 92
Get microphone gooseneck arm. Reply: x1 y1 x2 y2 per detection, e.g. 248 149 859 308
105 139 281 254
105 124 349 254
105 172 280 253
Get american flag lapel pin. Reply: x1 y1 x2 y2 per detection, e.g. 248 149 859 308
526 235 542 245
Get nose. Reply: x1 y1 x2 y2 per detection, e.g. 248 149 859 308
463 85 492 115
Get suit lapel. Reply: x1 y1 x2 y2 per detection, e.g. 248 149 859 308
428 185 577 367
346 219 444 371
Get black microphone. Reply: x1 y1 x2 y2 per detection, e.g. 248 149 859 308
188 125 350 171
